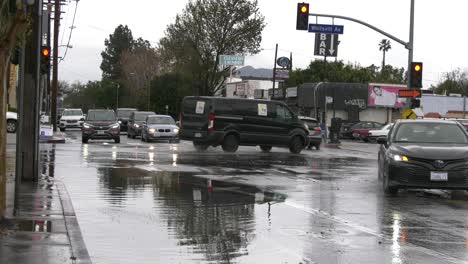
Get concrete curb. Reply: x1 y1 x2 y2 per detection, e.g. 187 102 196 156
55 181 92 264
40 132 66 144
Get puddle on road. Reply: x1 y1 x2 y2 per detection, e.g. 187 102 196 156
73 167 288 264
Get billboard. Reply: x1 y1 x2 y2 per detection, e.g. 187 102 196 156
368 84 407 108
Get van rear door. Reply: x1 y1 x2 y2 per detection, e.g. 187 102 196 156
180 98 211 139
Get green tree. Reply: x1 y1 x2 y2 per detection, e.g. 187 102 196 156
100 25 134 81
159 0 266 96
430 69 468 96
286 60 405 87
378 39 391 71
149 73 192 116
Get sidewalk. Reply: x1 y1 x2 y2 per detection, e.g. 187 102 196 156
0 143 91 263
323 139 380 154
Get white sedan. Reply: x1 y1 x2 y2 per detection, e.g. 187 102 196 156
368 123 394 143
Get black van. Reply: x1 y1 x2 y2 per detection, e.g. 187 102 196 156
180 96 309 153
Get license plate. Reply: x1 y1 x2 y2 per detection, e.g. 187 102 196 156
430 172 448 181
195 133 202 138
97 130 105 135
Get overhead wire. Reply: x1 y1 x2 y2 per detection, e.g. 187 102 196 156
60 0 80 62
59 0 71 47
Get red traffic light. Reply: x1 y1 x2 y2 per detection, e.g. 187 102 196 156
300 5 308 13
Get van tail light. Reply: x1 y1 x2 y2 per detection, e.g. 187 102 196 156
314 127 321 132
208 114 215 132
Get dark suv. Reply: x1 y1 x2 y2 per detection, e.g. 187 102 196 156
127 111 156 138
180 96 309 153
116 108 137 132
82 109 120 143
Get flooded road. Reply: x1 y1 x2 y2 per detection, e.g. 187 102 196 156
42 131 468 264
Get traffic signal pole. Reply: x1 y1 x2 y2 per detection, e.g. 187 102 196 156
51 0 61 131
407 0 415 89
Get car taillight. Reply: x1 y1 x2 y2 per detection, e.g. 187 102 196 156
208 114 215 131
314 127 321 132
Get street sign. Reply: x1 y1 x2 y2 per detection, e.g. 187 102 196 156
219 55 245 66
314 33 339 57
274 69 289 79
276 57 290 68
398 89 421 98
308 24 344 34
402 109 417 119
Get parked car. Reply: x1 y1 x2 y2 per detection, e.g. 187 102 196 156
59 108 85 131
180 96 309 153
81 109 120 143
127 111 156 138
299 116 322 150
6 111 17 133
368 123 394 143
116 108 137 132
378 119 468 194
350 121 384 142
339 120 360 139
141 115 179 143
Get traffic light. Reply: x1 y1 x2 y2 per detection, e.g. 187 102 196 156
40 46 51 74
410 98 421 109
296 3 309 30
410 62 423 88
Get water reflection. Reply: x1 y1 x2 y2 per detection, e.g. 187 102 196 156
391 214 402 264
96 167 286 262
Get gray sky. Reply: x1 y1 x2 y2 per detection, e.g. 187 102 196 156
58 0 468 88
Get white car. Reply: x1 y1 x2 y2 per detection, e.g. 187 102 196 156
6 111 18 133
59 108 85 131
368 123 394 143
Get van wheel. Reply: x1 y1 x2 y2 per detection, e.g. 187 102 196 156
260 146 272 153
82 137 88 144
222 134 239 153
193 142 208 151
289 136 304 154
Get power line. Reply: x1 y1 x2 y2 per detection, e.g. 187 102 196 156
60 0 79 62
59 0 71 46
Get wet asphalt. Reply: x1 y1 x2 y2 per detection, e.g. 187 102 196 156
41 130 468 264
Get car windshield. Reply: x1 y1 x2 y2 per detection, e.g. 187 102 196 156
117 110 135 118
394 123 468 144
87 111 116 121
135 112 155 121
147 116 175 125
63 110 82 116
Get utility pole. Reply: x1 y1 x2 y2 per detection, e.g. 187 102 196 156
271 44 278 99
51 0 61 131
17 0 43 182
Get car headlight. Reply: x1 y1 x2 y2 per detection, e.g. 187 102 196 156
149 128 156 133
173 128 179 134
390 154 409 162
111 123 120 129
118 120 122 124
134 124 139 128
83 123 92 129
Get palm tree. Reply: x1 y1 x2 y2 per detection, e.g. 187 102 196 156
378 39 392 71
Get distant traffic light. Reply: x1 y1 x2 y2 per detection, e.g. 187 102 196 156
410 98 421 109
410 62 423 88
40 46 51 74
296 3 309 30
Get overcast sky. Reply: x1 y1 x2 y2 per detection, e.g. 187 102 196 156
58 0 468 88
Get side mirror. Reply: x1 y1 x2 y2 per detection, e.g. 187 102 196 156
376 136 388 145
